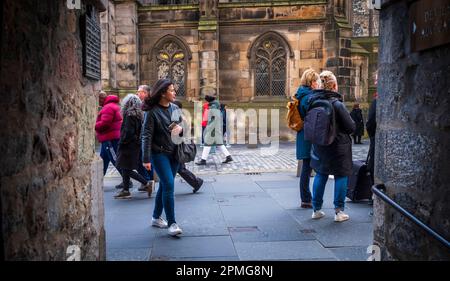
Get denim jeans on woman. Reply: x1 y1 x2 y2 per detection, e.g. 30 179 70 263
151 152 179 226
299 158 312 203
312 172 348 211
100 139 120 176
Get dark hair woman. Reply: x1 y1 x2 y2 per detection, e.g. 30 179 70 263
141 79 184 236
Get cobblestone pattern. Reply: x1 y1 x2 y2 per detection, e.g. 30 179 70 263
106 142 370 176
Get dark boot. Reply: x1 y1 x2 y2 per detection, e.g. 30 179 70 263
193 178 204 193
222 155 233 164
195 159 206 165
116 181 133 189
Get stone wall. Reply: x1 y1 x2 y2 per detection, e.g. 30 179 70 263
101 1 117 90
219 23 324 102
374 0 450 260
0 0 105 260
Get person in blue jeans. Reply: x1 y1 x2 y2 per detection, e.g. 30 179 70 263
295 68 321 208
141 79 184 236
309 71 355 222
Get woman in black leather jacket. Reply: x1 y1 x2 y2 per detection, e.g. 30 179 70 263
141 79 184 236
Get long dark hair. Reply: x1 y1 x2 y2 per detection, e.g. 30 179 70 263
142 79 173 111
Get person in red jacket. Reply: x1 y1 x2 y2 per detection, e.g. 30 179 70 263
95 94 123 175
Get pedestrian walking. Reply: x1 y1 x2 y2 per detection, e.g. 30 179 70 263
295 68 321 209
114 85 156 191
196 92 233 165
201 102 209 147
114 94 154 199
142 79 184 236
350 103 364 144
173 100 204 193
95 93 123 176
309 71 355 222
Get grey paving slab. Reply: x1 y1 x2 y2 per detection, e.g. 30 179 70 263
214 192 273 206
229 221 316 243
311 222 373 247
107 247 151 261
265 187 301 209
107 234 155 249
255 180 300 189
219 202 292 225
151 236 237 259
329 246 370 261
174 201 229 236
212 181 263 193
234 241 337 260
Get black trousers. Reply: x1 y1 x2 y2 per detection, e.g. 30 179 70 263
178 163 202 188
352 135 362 144
122 169 147 190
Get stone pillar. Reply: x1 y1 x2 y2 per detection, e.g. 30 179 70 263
100 0 117 91
198 0 219 98
324 0 354 101
0 0 106 260
374 0 450 260
114 0 139 96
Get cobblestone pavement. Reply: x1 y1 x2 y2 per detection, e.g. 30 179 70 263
105 141 370 176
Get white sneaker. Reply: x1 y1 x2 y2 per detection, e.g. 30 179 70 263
168 223 183 236
334 211 350 222
312 210 325 219
151 217 168 228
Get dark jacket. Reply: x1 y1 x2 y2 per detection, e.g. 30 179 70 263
295 86 314 160
116 114 143 170
141 103 182 163
366 99 377 138
310 90 355 176
350 108 364 136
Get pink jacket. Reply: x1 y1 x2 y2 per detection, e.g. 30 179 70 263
95 95 122 142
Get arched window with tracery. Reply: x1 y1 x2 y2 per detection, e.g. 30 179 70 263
152 36 191 97
249 32 292 98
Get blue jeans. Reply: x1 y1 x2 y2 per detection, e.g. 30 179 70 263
151 153 179 226
312 172 348 212
100 139 120 176
299 158 312 203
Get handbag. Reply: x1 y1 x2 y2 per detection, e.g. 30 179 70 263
175 138 197 163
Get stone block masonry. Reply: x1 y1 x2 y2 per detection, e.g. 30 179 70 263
0 0 105 260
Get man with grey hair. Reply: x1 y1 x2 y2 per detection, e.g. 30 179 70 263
137 85 151 101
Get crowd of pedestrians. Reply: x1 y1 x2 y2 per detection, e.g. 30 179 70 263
96 68 375 236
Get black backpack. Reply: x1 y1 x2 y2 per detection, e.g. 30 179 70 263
304 99 337 146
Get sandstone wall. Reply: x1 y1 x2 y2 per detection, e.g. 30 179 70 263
0 0 105 260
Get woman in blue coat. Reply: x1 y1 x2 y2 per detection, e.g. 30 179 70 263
295 69 321 208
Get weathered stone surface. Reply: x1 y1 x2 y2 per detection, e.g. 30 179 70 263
375 0 450 260
1 0 105 260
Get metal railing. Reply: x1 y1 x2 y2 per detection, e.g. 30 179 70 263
372 184 450 250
